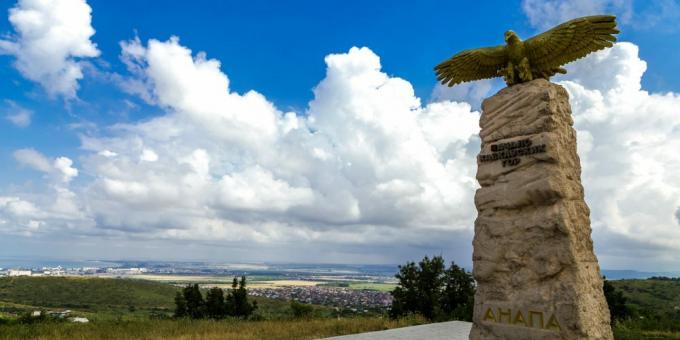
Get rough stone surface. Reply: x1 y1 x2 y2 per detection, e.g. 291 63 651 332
469 79 612 340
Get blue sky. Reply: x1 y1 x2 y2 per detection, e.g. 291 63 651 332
2 0 679 178
1 0 679 270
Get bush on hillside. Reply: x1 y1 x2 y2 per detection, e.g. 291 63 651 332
290 300 314 318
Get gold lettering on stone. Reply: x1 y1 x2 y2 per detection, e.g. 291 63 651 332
529 310 544 329
483 307 497 322
497 308 512 323
481 307 562 332
546 313 562 331
513 310 528 327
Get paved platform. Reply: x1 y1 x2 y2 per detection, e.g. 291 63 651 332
324 321 472 339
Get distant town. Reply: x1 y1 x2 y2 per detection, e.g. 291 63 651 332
1 266 147 277
2 259 677 315
0 261 398 311
250 286 392 311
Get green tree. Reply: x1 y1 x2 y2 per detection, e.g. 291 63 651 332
389 261 419 318
225 276 257 318
224 277 238 316
603 277 630 325
205 287 225 319
415 256 446 320
390 256 475 321
183 284 205 319
174 291 188 318
441 262 475 321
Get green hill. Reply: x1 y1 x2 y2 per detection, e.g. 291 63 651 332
610 278 680 318
0 276 326 321
608 278 680 339
0 276 177 311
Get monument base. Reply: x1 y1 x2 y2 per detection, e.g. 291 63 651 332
469 79 612 340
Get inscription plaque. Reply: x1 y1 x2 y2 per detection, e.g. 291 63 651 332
478 138 547 167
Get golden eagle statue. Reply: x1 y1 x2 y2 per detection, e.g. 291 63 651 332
435 15 619 87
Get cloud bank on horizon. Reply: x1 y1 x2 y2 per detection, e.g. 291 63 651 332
0 0 679 268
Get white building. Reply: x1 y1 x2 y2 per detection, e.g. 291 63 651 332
106 267 147 275
8 269 31 276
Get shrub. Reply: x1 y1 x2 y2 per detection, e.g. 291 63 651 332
290 301 314 318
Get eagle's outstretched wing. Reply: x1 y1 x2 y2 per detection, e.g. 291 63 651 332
524 15 619 72
434 45 508 87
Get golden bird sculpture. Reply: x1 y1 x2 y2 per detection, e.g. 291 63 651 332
435 15 619 87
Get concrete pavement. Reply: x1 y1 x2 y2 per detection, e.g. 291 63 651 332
324 320 472 339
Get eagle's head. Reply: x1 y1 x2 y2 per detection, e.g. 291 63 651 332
504 30 520 44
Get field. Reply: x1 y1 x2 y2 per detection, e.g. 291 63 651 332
0 317 427 340
348 283 396 292
102 274 237 284
102 274 395 291
243 280 322 288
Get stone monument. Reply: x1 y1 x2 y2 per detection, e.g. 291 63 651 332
433 15 620 340
469 79 612 339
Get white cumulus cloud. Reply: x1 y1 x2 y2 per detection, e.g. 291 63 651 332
552 43 680 269
4 149 83 235
0 0 100 98
3 30 680 268
51 39 479 244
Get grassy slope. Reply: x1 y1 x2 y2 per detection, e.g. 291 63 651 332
0 316 427 340
0 276 177 311
610 279 680 316
0 276 335 321
610 279 680 339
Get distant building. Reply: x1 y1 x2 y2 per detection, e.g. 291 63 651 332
41 266 66 276
8 269 31 277
47 310 72 319
81 267 99 274
106 267 147 275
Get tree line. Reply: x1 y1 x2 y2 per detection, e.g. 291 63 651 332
168 256 642 329
389 255 475 321
388 255 637 328
174 276 257 319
